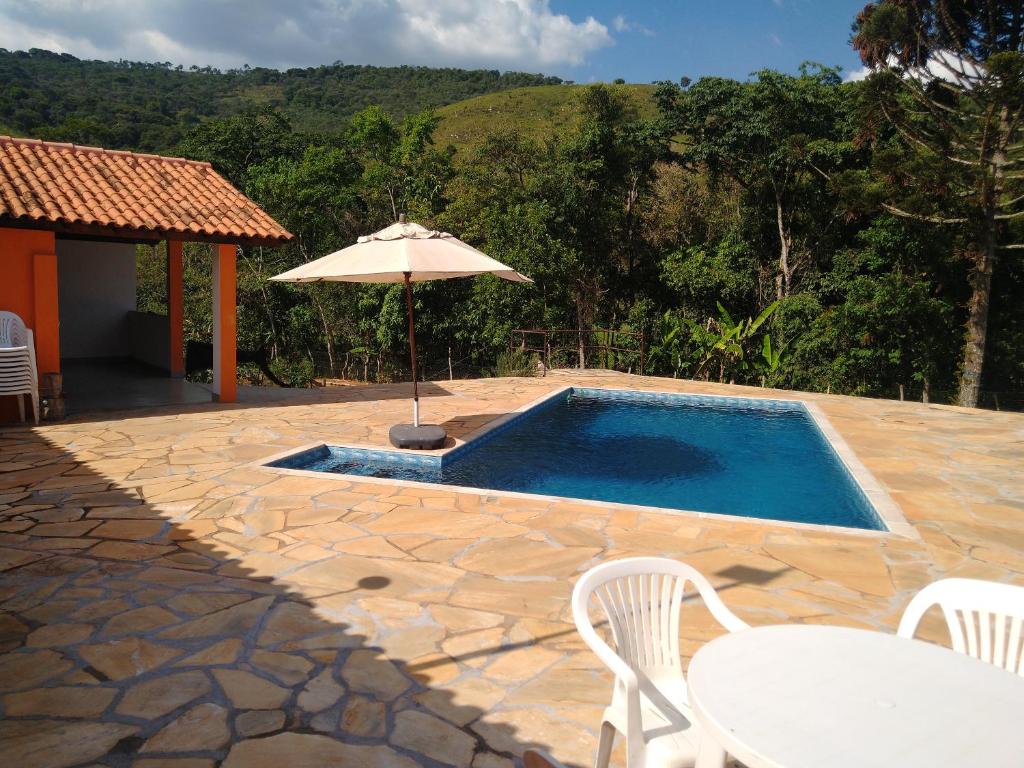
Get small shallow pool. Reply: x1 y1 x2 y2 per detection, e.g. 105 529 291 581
269 388 885 531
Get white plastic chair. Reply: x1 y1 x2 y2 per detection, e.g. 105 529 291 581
0 311 40 424
897 577 1024 676
572 557 749 768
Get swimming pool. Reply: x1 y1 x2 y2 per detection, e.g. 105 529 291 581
269 388 886 531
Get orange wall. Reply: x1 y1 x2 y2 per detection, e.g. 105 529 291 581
0 228 59 372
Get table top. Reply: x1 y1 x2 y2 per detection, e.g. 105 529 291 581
687 624 1024 768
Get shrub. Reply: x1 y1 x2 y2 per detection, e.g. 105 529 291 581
492 348 540 377
269 356 316 388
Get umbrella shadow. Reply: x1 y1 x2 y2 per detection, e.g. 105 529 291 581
436 412 514 437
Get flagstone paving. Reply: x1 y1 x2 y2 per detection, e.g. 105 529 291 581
0 371 1022 767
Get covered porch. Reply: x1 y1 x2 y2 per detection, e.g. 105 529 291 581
2 228 242 420
0 135 292 421
52 235 240 416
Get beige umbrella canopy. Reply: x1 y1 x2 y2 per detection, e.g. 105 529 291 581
271 218 531 284
270 216 532 447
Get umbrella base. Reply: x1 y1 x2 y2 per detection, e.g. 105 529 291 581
389 423 447 450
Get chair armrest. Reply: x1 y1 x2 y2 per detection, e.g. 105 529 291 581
695 581 750 633
573 607 644 740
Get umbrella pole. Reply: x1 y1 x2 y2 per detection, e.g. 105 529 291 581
403 272 419 427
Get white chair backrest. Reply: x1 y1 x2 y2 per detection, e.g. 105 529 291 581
0 311 29 348
573 557 747 677
898 578 1024 675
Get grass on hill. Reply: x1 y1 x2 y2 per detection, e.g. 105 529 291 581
435 83 659 157
0 48 563 153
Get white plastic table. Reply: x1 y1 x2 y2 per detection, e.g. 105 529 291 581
688 624 1024 768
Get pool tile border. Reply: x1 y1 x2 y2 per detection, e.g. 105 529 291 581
802 400 913 538
256 385 915 540
572 386 806 411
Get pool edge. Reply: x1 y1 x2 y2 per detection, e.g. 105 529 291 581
801 401 915 539
252 385 917 541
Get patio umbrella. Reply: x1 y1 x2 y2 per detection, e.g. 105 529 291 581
270 215 531 448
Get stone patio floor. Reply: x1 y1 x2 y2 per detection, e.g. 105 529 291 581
1 371 1022 768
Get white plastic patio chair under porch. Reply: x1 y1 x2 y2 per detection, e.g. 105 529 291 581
572 557 750 768
0 311 39 424
898 577 1024 676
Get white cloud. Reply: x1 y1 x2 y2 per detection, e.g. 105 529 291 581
0 0 613 72
915 50 983 84
611 13 654 37
844 64 872 82
768 32 783 48
843 52 983 85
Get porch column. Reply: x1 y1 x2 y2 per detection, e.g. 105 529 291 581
212 243 237 402
167 239 185 377
32 251 60 374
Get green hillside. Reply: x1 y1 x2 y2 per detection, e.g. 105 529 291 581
435 83 659 156
0 48 561 152
0 48 662 159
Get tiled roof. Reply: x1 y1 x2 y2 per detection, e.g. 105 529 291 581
0 136 292 246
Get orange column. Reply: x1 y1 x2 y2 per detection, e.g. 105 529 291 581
167 239 185 377
212 243 237 402
31 251 60 374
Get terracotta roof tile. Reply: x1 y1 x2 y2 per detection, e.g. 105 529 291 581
0 136 292 246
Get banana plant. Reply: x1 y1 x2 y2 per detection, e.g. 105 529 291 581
687 300 782 384
647 311 689 378
761 334 782 372
758 333 790 385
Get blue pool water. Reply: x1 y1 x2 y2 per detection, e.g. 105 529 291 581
272 388 884 530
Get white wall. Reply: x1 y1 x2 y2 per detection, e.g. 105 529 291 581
57 240 137 358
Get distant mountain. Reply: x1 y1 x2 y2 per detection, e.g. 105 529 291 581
0 48 562 152
435 83 659 156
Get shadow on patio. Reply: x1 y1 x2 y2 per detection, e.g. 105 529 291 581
0 424 570 767
0 375 826 768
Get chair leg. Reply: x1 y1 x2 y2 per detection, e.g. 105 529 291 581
17 394 25 423
594 721 616 768
31 387 39 425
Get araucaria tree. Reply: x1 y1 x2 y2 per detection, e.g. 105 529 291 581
852 0 1024 407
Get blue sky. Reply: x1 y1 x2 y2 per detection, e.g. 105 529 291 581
0 1 868 83
555 0 867 83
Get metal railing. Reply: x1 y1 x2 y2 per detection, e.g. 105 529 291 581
510 328 645 375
